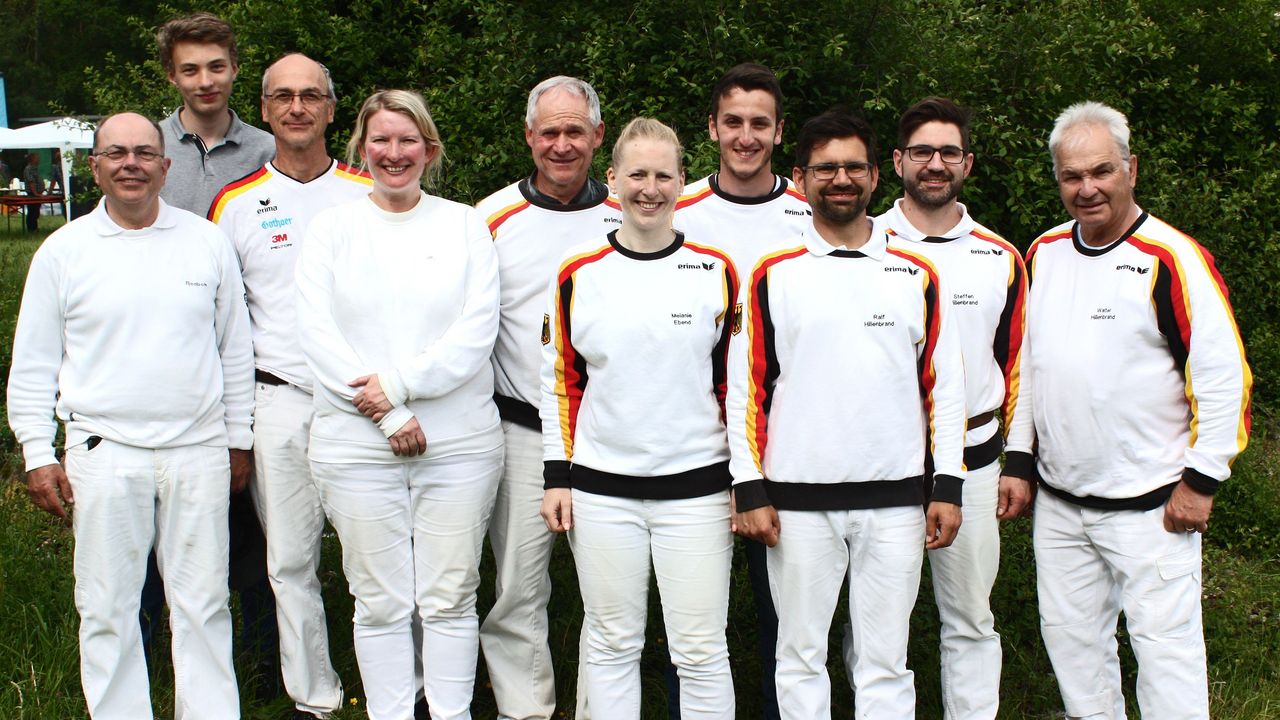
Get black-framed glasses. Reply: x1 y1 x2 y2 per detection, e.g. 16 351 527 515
92 146 164 163
802 161 873 180
904 145 966 164
263 90 331 108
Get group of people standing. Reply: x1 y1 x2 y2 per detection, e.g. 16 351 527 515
5 10 1252 720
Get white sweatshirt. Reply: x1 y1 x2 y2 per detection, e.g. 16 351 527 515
726 224 967 511
7 199 254 471
1004 212 1251 505
476 177 621 418
296 192 502 464
540 231 736 498
209 160 373 389
673 173 811 278
880 199 1027 450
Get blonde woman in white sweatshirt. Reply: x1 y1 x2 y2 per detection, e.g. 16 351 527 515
539 118 737 719
295 89 502 720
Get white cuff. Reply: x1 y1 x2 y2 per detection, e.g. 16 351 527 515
378 406 414 438
379 369 409 407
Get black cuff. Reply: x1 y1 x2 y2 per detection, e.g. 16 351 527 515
1002 450 1036 481
929 474 964 506
1181 467 1221 496
732 479 771 512
543 460 570 490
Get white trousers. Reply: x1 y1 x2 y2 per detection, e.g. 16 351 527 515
570 490 734 720
771 506 924 720
250 382 343 716
67 439 238 720
1034 490 1208 720
313 447 502 720
479 422 559 720
928 460 1001 719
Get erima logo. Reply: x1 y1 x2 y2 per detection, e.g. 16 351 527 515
255 200 278 215
1116 263 1150 274
259 197 271 205
260 217 293 230
604 217 621 224
184 280 208 287
677 262 716 271
784 208 811 216
971 248 1003 256
885 266 920 275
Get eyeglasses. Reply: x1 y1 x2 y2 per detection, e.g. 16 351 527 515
92 146 164 163
802 162 873 180
904 144 966 164
263 90 331 108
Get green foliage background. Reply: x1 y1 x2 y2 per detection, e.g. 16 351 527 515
22 0 1268 413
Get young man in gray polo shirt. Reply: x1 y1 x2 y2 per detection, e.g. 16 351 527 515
156 12 274 216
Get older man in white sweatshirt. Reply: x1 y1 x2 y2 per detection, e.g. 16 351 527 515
7 112 253 720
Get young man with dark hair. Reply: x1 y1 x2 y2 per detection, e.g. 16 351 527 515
672 66 809 718
860 96 1030 720
728 108 966 719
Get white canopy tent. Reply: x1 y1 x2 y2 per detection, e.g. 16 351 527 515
0 117 95 219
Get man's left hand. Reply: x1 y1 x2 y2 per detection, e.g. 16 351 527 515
925 500 962 550
229 449 253 494
1163 480 1214 534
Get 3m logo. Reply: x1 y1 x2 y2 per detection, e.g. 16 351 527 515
271 233 288 243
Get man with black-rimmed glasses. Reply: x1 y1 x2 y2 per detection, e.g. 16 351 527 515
861 96 1031 720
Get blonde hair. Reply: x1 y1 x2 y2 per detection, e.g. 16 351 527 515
610 117 683 169
346 89 446 187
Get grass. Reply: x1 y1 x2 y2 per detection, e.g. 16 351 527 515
1 222 1278 718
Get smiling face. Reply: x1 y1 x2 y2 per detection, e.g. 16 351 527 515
1054 122 1139 245
261 54 334 153
794 135 878 231
89 113 171 222
709 87 783 193
894 120 972 209
525 88 604 203
167 40 238 122
607 137 684 235
359 109 436 207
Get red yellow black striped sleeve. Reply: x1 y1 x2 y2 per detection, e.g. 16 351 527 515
888 246 968 504
990 241 1028 431
1131 231 1252 494
725 247 804 511
539 245 612 489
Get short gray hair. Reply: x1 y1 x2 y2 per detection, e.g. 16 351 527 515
525 76 601 129
1048 101 1131 175
261 53 337 100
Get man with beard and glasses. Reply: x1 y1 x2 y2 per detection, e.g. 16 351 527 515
671 61 809 720
726 109 966 719
845 96 1030 720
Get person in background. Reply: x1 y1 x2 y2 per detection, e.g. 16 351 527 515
476 75 619 720
208 52 371 720
23 152 44 232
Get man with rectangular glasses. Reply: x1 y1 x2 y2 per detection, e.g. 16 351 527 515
8 112 253 719
208 53 373 720
858 96 1030 719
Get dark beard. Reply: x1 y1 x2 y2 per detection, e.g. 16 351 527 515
905 171 962 208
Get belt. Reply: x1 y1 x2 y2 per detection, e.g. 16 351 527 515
964 432 1004 470
967 410 996 430
255 369 288 386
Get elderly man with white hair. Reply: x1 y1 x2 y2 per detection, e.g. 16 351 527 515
1004 101 1252 719
475 75 620 720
